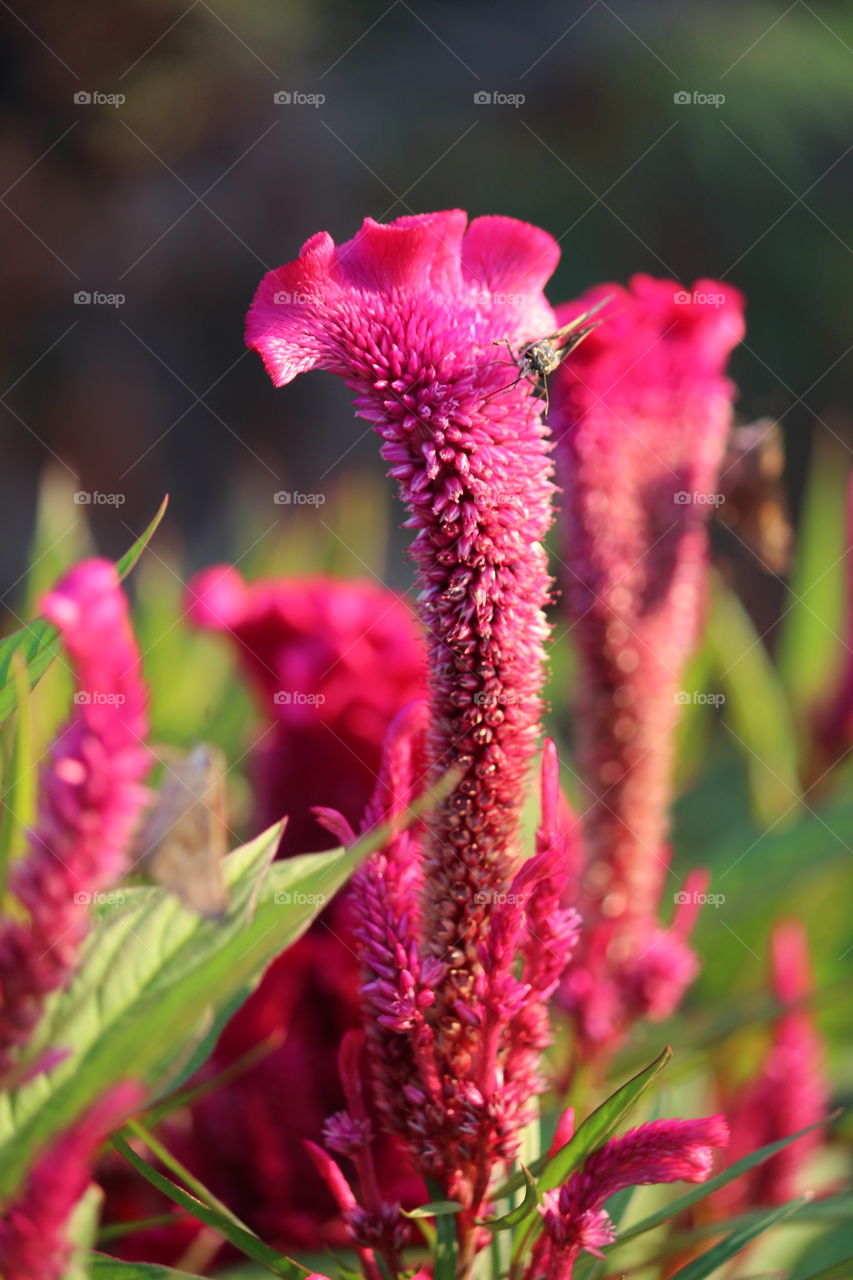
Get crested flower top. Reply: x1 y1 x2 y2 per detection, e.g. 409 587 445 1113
555 275 745 395
246 209 559 389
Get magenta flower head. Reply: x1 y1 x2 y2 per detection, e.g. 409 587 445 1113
187 565 426 853
535 1114 729 1280
548 276 745 926
717 920 828 1213
0 560 150 1077
0 1080 142 1280
247 211 560 1053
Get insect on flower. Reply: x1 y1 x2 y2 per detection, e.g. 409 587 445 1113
485 294 612 410
134 743 229 918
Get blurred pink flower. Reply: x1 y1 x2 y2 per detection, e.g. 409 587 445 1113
0 1082 141 1280
0 560 150 1076
716 920 828 1213
548 276 744 1058
187 564 425 854
534 1113 729 1280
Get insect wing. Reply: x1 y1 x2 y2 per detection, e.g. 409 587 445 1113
139 744 229 918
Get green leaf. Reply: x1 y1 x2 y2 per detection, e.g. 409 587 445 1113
0 652 35 897
91 1252 216 1277
115 496 170 580
477 1165 538 1231
63 1184 104 1280
0 496 169 726
430 1179 459 1280
616 1114 832 1245
510 1047 672 1260
1 822 370 1198
777 432 850 716
110 1131 305 1278
707 571 801 824
665 1194 811 1278
0 767 455 1201
401 1201 464 1219
793 1259 853 1280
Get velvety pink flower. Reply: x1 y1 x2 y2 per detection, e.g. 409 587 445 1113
0 560 150 1076
535 1113 729 1280
0 1081 141 1280
715 920 828 1213
548 277 744 1057
247 213 573 1249
246 211 560 1039
187 565 426 855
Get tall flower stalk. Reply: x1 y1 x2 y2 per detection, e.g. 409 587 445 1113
247 210 568 1248
547 276 745 1060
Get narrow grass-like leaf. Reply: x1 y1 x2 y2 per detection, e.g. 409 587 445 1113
664 1194 811 1279
707 572 801 824
0 652 35 897
477 1165 538 1230
401 1201 464 1219
92 1260 206 1279
778 432 849 716
111 1132 304 1277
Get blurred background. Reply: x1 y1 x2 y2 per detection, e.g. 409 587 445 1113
2 7 853 1270
0 0 851 602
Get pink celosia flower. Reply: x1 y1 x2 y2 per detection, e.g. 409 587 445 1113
187 565 426 854
534 1113 729 1280
548 277 744 1057
715 920 828 1213
246 211 559 1024
247 212 575 1248
0 560 150 1076
0 1081 142 1280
